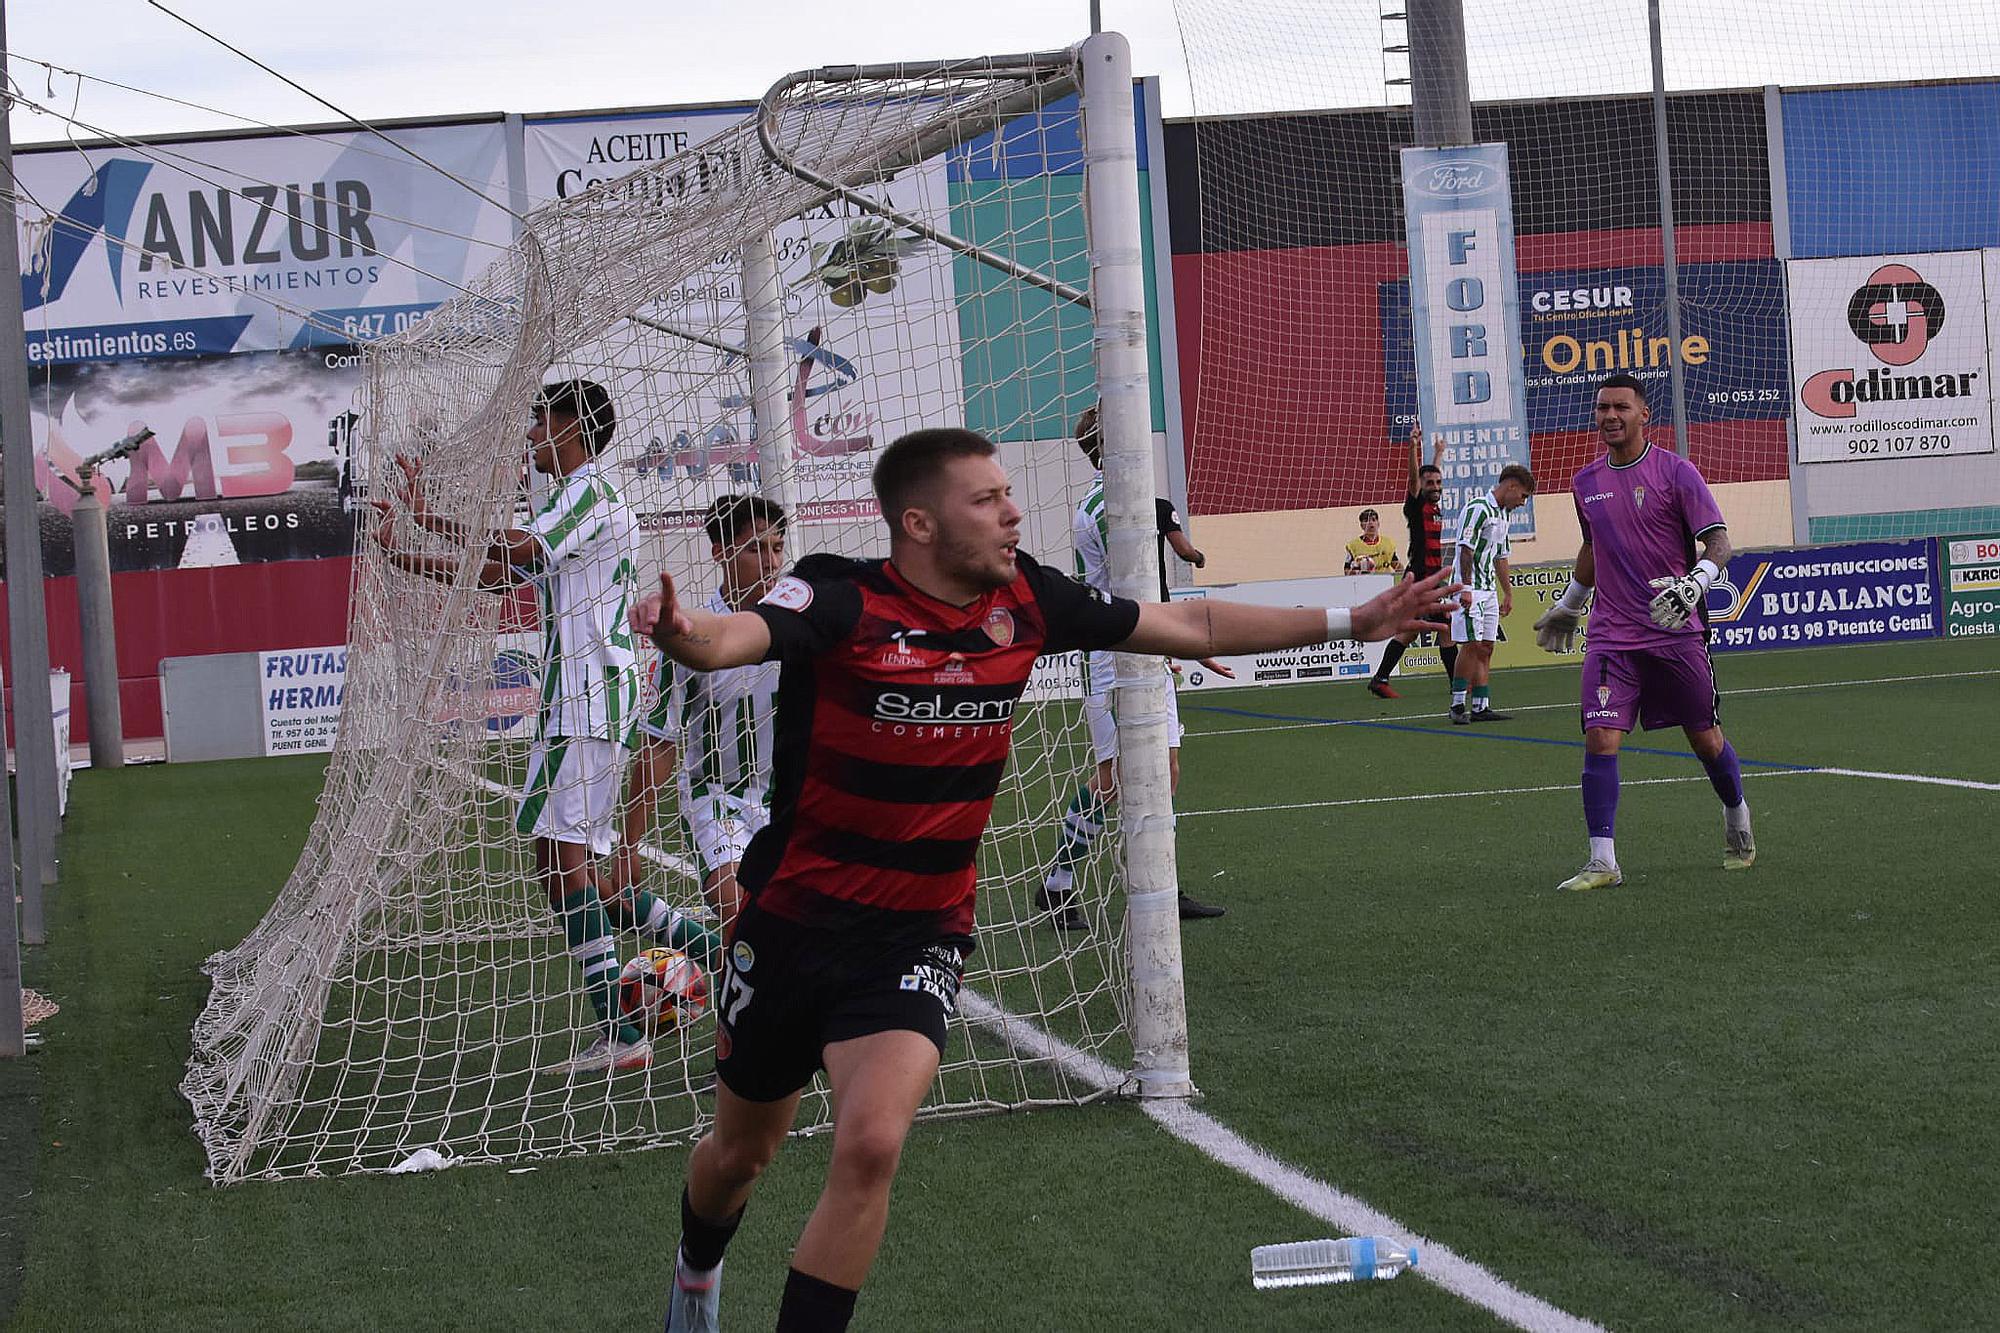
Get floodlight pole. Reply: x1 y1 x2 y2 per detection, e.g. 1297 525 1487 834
1649 0 1692 457
0 1 62 939
1407 0 1473 147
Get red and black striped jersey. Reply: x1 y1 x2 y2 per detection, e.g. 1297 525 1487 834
740 551 1140 942
1403 492 1445 576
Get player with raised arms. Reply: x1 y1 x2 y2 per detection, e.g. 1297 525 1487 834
372 378 656 1073
641 427 1463 1332
1534 372 1756 891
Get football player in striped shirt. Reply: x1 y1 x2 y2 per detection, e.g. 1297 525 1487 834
1449 463 1536 723
373 379 654 1074
1367 423 1457 701
639 426 1462 1333
613 494 788 955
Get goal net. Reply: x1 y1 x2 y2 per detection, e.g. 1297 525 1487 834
182 45 1161 1182
1169 0 2000 612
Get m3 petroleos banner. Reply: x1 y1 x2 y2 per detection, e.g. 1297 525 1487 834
1787 250 1996 464
14 122 515 362
23 346 365 574
1399 144 1534 536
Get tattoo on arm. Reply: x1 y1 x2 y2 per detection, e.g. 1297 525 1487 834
1203 602 1215 655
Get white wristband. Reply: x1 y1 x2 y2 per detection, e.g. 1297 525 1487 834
1325 607 1353 641
1556 580 1593 614
1692 558 1720 589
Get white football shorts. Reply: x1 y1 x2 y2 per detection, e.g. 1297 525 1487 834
516 735 628 855
1083 650 1185 763
1451 590 1502 644
679 788 771 874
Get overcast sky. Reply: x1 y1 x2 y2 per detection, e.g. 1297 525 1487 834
10 1 1997 146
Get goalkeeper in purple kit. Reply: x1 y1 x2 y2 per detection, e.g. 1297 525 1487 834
1534 373 1756 891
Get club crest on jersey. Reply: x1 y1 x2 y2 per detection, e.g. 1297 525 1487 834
982 606 1016 647
1596 685 1613 708
1633 485 1647 510
730 940 755 973
761 576 813 612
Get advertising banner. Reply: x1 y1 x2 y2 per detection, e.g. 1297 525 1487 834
16 122 515 359
1171 576 1395 690
1706 539 1938 651
261 646 347 755
20 346 364 573
1384 260 1791 437
1942 533 2000 640
523 110 964 525
1399 144 1534 535
1787 251 1995 463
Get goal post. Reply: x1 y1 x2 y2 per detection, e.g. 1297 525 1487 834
182 35 1191 1183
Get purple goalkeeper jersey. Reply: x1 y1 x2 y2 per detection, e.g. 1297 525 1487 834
1571 443 1726 651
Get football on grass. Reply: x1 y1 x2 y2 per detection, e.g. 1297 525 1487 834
617 948 710 1035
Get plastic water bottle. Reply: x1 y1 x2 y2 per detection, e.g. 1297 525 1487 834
1250 1236 1420 1289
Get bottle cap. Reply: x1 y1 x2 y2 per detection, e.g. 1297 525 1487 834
1408 1244 1420 1268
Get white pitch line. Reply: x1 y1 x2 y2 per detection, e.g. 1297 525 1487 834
960 991 1607 1333
1188 667 2000 740
1177 768 1811 819
1808 766 2000 792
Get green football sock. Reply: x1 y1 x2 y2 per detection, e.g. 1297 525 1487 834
558 889 644 1043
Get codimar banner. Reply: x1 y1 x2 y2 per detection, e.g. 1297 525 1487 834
1787 250 1996 464
1398 144 1534 536
521 108 964 526
16 122 515 359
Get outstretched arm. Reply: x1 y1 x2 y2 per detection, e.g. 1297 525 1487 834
1119 568 1460 658
1405 423 1422 498
631 571 771 670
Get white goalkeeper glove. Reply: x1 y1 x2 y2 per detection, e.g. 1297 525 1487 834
1533 580 1592 653
1648 559 1720 630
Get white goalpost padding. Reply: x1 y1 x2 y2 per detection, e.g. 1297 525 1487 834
181 34 1189 1183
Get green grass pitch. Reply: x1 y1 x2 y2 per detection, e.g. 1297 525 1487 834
3 637 1996 1329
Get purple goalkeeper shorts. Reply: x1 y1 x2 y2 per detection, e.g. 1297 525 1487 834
1580 640 1719 734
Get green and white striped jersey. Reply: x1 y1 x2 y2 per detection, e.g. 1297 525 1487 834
648 590 779 804
523 462 640 742
1074 475 1111 592
1454 490 1512 593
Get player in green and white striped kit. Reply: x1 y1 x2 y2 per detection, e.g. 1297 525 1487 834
374 379 656 1074
614 495 787 948
1449 463 1535 723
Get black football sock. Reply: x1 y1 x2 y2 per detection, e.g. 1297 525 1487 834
775 1268 859 1332
1371 639 1407 683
